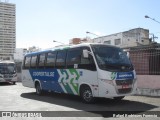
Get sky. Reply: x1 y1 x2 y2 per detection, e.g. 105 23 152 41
7 0 160 49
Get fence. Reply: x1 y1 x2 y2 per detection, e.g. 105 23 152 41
128 44 160 75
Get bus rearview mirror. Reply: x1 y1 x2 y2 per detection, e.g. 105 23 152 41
83 49 89 58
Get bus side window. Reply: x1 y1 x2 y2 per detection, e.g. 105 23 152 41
66 48 81 69
24 56 31 69
80 47 96 71
31 55 37 68
46 52 56 68
55 50 67 69
38 53 46 68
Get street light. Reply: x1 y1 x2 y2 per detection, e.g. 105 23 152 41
145 15 160 24
86 31 99 37
53 40 65 45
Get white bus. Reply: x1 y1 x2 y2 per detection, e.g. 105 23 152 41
0 61 17 84
22 43 137 103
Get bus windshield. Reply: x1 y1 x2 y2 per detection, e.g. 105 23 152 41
0 63 16 74
91 45 133 71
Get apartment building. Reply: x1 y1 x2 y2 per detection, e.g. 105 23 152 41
92 28 150 48
0 2 16 60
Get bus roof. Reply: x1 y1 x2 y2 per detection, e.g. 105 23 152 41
24 43 119 57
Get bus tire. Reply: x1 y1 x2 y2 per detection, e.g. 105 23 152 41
80 85 95 104
35 82 43 95
113 96 125 101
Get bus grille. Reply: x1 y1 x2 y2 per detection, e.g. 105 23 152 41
118 88 132 94
116 80 133 85
116 80 133 94
3 74 13 78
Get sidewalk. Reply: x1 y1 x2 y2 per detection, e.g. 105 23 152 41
136 88 160 96
135 75 160 96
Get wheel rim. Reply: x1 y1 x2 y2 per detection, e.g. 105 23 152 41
83 89 93 102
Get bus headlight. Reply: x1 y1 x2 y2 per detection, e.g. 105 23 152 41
101 79 114 86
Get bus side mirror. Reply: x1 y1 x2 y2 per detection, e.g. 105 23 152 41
83 49 89 58
126 52 130 58
123 50 129 58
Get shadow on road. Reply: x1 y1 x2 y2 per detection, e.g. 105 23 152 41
0 82 16 86
21 92 158 117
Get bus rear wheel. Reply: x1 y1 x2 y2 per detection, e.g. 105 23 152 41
80 86 95 103
35 82 43 95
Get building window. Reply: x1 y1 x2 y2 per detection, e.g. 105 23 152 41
104 40 111 44
115 39 121 45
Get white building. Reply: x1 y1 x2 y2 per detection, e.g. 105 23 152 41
0 2 16 60
92 28 150 48
14 48 28 62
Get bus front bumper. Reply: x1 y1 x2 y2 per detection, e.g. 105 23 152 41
0 77 17 83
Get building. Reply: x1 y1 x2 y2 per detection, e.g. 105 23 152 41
28 46 41 53
14 46 42 62
14 48 28 62
0 2 16 60
69 37 91 45
92 28 150 48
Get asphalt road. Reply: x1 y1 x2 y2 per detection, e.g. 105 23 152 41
0 82 160 120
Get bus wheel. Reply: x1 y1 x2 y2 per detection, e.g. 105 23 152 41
35 83 43 95
80 86 95 103
113 96 125 101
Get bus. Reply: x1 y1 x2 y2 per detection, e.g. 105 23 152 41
22 43 137 103
0 61 17 84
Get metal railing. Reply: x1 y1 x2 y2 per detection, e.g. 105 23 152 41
128 44 160 75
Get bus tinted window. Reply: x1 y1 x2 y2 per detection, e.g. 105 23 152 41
56 50 66 68
39 54 46 67
31 56 37 68
46 52 56 67
66 48 81 68
80 47 96 71
24 56 31 68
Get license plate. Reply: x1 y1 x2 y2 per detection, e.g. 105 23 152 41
122 85 129 89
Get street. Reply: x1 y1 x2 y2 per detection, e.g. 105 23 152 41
0 82 160 119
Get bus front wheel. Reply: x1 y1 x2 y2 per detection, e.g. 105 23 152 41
80 86 95 103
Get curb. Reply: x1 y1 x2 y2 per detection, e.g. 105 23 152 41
135 88 160 97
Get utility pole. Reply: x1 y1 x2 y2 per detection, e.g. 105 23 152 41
150 33 158 42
